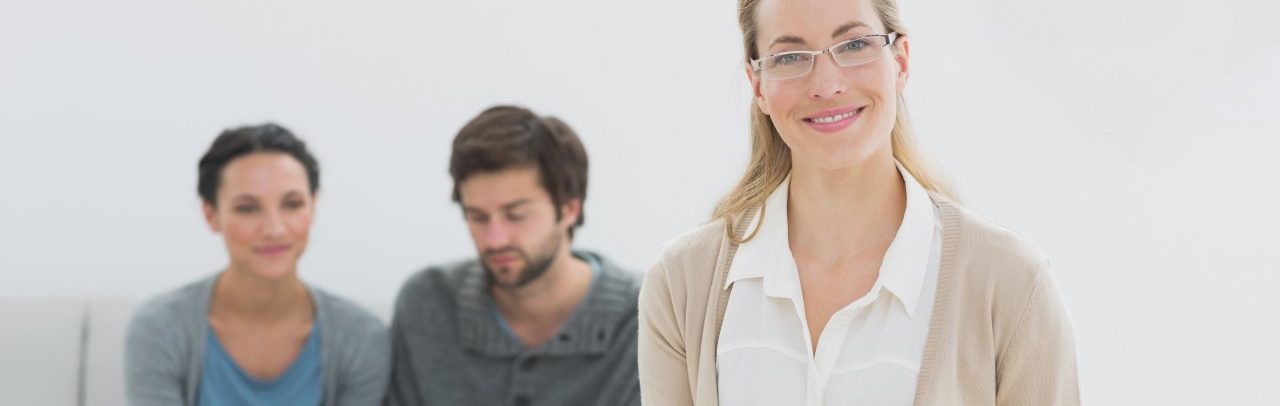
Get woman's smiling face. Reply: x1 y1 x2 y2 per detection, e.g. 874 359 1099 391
203 152 315 281
748 0 909 172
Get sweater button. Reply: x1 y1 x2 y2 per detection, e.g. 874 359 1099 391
521 357 537 371
514 395 531 406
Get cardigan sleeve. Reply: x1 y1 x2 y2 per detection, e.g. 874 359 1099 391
333 317 390 406
638 255 695 406
124 302 188 406
994 268 1081 405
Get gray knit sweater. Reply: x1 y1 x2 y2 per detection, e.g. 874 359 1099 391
387 251 642 406
124 274 390 406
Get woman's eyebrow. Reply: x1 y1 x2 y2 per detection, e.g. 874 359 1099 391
768 35 807 49
767 21 871 50
831 21 870 38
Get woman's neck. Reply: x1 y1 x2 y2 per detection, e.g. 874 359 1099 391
210 267 312 324
786 152 907 261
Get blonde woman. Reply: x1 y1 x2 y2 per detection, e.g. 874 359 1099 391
637 0 1079 404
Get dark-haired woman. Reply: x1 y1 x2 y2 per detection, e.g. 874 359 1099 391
125 124 389 406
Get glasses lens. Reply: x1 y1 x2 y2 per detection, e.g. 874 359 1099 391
762 52 814 80
832 36 886 67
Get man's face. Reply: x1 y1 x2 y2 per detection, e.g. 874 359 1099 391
459 165 577 290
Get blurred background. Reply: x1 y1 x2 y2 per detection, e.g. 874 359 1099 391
2 0 1278 404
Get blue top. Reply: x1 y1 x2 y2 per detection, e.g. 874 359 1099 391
126 273 389 406
198 320 323 406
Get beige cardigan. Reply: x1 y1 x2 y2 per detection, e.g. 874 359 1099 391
638 196 1080 405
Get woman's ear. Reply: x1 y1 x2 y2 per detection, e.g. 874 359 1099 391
747 65 772 115
203 201 221 233
894 36 911 93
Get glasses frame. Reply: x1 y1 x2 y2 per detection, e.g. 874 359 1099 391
750 32 899 81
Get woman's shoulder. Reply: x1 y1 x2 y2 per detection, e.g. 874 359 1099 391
308 286 391 377
935 197 1076 361
642 214 751 302
125 275 217 366
129 275 216 333
309 287 386 335
649 217 740 280
934 196 1056 294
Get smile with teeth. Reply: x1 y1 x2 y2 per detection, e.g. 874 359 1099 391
805 107 863 123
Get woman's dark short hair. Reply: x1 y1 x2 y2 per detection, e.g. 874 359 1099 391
197 123 320 206
449 105 589 236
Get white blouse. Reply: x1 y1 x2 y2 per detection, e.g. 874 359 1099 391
717 163 942 406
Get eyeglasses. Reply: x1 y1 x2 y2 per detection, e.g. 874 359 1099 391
750 33 898 81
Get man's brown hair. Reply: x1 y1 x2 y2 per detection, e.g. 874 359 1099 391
449 105 589 237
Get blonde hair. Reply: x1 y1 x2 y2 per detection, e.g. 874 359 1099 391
714 0 958 244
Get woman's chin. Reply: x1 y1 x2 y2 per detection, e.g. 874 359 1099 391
243 261 299 281
795 146 873 172
794 133 891 172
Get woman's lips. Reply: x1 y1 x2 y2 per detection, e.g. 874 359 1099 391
803 106 865 133
254 244 292 256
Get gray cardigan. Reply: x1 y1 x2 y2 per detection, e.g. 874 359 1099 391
124 274 390 406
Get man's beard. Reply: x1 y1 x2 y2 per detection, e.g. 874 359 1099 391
481 228 563 290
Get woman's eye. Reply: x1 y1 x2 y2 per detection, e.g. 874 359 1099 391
506 213 526 222
839 39 869 53
234 205 258 214
773 53 806 66
284 200 305 210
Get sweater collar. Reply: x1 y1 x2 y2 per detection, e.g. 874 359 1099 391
455 251 634 356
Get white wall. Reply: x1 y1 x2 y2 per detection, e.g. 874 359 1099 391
2 0 1278 404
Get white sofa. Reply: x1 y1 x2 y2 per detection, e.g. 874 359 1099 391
0 299 391 406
